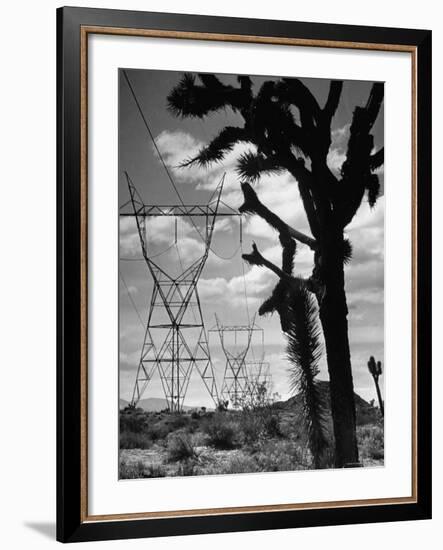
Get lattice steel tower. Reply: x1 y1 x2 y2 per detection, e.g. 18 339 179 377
120 172 237 412
246 359 272 402
211 315 265 409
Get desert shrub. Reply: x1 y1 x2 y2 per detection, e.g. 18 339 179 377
166 431 197 462
357 406 380 426
239 411 263 445
191 411 200 420
145 423 170 442
140 414 194 442
143 464 167 478
119 458 146 479
186 418 201 434
260 408 282 438
119 410 148 433
119 430 152 449
203 414 237 449
177 459 197 476
357 424 384 462
371 448 384 460
119 458 167 479
190 431 207 447
220 454 260 474
254 440 310 472
239 407 282 445
165 414 189 431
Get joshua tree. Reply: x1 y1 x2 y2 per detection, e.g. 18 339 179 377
242 217 329 467
285 269 330 467
168 74 384 466
367 356 384 417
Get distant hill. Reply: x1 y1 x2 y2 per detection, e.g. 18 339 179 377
275 380 380 426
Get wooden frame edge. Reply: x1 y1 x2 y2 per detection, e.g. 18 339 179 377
80 25 89 524
74 21 424 531
81 25 417 52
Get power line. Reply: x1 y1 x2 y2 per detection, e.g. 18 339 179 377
119 270 145 329
239 240 257 361
122 70 185 206
209 243 242 261
122 69 206 246
122 69 252 333
123 68 242 262
240 242 252 324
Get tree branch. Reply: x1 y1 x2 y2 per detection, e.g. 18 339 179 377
338 82 384 227
365 83 384 129
275 78 322 125
323 81 343 121
258 236 296 329
369 147 384 170
239 182 317 249
284 156 322 239
242 243 305 288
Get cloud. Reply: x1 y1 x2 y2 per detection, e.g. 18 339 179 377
121 125 385 406
346 195 384 232
347 286 383 308
155 130 255 191
345 198 384 277
326 124 385 198
213 218 233 233
259 243 315 279
327 123 349 175
155 130 203 172
155 130 314 247
199 264 275 309
343 197 384 348
119 217 142 257
119 350 142 372
327 148 346 174
241 173 311 240
119 213 213 269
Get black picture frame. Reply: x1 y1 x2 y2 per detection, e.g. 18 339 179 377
57 6 432 543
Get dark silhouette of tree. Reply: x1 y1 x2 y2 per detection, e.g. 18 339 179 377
168 74 384 467
242 209 329 468
367 356 384 417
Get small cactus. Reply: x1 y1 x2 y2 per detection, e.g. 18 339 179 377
367 356 384 417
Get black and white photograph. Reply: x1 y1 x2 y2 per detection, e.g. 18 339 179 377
0 0 435 546
118 68 385 479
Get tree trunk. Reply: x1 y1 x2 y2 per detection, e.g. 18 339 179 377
374 378 384 417
318 235 359 468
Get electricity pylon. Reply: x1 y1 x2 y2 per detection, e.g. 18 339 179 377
120 172 238 412
211 315 264 409
246 360 272 401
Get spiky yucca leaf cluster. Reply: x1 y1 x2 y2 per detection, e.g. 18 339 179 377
167 73 250 119
286 284 330 468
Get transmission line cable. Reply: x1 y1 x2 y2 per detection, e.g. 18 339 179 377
122 69 206 245
119 270 145 329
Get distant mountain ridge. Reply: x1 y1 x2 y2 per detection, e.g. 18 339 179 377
275 380 380 426
119 397 196 412
119 381 379 422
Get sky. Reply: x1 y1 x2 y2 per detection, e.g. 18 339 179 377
118 68 384 408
